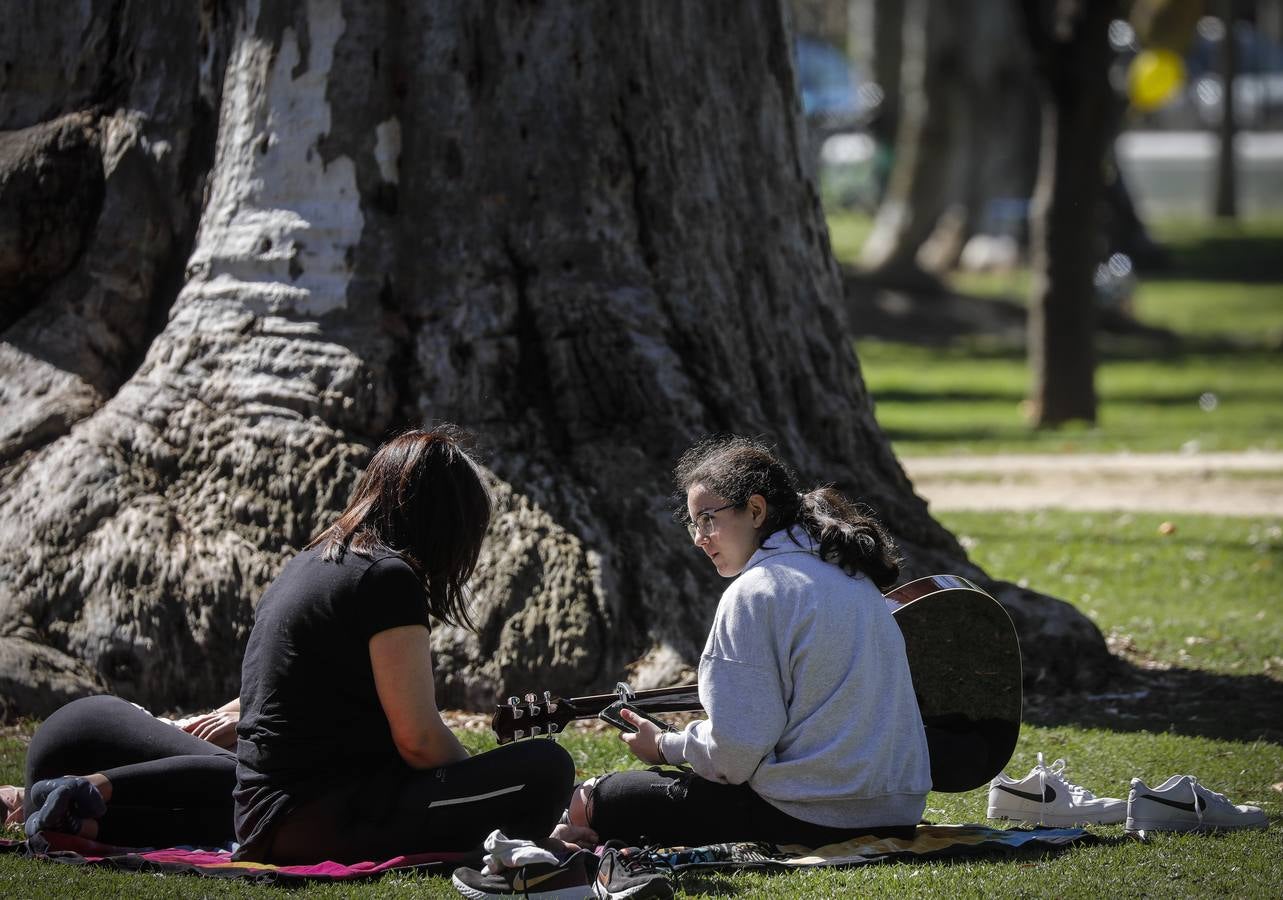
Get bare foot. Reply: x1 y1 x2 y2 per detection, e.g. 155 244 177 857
547 823 600 851
1 785 24 826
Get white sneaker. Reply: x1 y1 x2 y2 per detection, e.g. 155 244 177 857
987 753 1126 826
1126 775 1268 833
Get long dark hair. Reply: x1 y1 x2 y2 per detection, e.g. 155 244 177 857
674 435 901 589
307 426 491 629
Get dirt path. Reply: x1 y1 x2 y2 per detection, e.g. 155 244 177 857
901 450 1283 516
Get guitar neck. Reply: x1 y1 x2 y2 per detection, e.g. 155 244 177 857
563 683 702 718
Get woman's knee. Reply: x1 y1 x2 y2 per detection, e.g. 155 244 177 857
568 776 598 827
507 738 576 796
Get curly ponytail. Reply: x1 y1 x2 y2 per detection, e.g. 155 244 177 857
797 486 901 589
674 435 901 589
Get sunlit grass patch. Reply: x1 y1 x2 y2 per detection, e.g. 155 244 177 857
857 340 1283 455
939 510 1283 677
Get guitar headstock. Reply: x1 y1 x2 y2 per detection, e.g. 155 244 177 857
491 691 577 743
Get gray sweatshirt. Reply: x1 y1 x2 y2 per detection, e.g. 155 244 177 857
658 528 931 828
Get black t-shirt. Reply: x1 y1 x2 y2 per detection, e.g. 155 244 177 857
233 545 431 853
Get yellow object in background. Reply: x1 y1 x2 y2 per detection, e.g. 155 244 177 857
1128 48 1187 111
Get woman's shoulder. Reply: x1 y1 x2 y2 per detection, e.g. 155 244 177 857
352 551 422 593
743 547 884 604
722 559 803 609
278 545 418 594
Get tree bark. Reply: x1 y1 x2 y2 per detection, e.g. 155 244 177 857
0 0 1112 720
1023 0 1118 427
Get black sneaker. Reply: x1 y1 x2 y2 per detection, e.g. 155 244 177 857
593 848 674 899
451 848 595 898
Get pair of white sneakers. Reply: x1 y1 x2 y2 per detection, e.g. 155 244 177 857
987 753 1268 833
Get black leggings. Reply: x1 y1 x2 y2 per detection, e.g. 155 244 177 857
24 695 235 848
587 768 918 848
243 739 576 865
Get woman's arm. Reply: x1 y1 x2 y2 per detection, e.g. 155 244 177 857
369 624 470 768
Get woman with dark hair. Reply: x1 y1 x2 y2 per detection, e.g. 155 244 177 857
15 427 574 861
565 435 930 848
230 426 575 864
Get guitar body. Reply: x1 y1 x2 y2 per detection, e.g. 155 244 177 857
494 574 1021 793
885 575 1022 792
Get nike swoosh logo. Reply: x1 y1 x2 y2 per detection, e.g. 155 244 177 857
995 783 1056 803
513 869 564 891
1141 794 1206 813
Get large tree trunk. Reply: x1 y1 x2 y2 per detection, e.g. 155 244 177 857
1023 0 1118 427
0 0 1111 720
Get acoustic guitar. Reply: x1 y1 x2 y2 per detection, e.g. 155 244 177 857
492 574 1022 792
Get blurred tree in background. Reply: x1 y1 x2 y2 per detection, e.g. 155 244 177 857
793 0 1262 427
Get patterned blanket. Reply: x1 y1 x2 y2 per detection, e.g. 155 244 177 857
646 823 1096 871
1 823 1095 883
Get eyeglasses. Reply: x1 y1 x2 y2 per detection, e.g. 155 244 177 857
686 502 740 541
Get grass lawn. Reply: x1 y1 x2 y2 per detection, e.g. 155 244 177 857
858 340 1283 455
828 213 1283 457
2 507 1280 897
940 509 1283 679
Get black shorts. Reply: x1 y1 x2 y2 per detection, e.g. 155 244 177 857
586 767 917 848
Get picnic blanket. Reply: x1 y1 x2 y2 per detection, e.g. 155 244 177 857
3 823 1094 884
0 831 478 884
643 823 1098 872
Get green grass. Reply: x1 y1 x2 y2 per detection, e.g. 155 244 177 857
825 209 877 267
939 510 1283 677
858 340 1283 455
830 213 1283 457
1131 280 1283 346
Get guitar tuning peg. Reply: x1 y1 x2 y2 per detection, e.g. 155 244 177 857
531 725 542 736
547 722 560 735
524 692 536 704
513 728 525 740
511 707 523 719
508 696 521 706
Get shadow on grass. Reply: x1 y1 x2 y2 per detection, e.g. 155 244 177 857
1145 233 1283 284
1027 662 1283 745
882 427 1054 446
873 389 1027 404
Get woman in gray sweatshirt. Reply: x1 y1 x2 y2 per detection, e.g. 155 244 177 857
563 436 931 848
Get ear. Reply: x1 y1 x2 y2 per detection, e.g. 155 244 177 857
747 494 768 528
